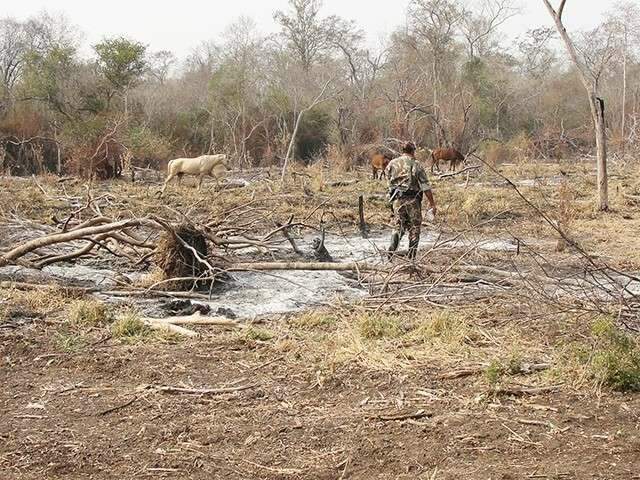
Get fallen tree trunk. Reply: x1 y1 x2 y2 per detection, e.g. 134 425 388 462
227 261 381 272
142 312 244 329
143 318 200 338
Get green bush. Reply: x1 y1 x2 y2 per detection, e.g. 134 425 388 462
485 360 505 386
296 108 332 163
589 318 640 392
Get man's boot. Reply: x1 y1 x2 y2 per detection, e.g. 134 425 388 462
408 238 419 261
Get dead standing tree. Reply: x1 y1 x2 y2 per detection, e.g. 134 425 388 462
542 0 609 211
280 77 337 182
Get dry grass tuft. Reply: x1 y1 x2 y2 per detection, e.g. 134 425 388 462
67 299 112 328
289 311 338 330
111 310 153 343
54 331 86 353
242 326 276 342
5 286 80 317
357 313 403 339
412 310 473 347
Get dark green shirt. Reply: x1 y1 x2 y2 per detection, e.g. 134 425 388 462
385 154 432 193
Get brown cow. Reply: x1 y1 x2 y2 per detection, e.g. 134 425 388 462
371 152 392 180
430 147 465 174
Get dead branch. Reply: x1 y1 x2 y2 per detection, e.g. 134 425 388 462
367 410 432 422
327 179 359 187
437 165 481 180
494 385 563 397
152 384 258 395
0 217 161 268
141 313 244 329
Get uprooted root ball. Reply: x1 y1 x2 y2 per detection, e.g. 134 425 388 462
155 225 215 291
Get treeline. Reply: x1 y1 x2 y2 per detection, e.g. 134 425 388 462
0 0 639 177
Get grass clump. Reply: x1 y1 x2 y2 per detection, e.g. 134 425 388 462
413 310 472 346
243 327 275 342
485 360 506 386
67 300 112 327
111 311 152 343
290 312 338 330
55 331 86 353
588 317 640 392
357 314 403 339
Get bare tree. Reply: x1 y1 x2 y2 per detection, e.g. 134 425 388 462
274 0 360 74
0 13 77 113
460 0 520 58
543 0 610 211
408 0 465 144
607 1 640 155
517 27 557 79
148 50 176 85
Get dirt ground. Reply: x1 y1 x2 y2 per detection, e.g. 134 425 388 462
2 322 640 480
2 159 640 479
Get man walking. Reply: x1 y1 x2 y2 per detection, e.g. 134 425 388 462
385 142 437 260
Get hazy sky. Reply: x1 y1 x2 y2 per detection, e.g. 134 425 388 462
5 0 622 58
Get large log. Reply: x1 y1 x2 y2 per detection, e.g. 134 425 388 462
227 261 382 272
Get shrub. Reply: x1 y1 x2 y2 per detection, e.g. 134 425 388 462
296 108 332 163
588 317 640 392
483 141 513 166
124 126 172 170
485 361 505 386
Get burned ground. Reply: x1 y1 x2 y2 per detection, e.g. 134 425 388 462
1 159 640 479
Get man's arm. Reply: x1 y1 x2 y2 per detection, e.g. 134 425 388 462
416 165 437 215
424 190 437 215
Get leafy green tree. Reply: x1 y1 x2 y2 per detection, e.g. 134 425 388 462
94 37 147 111
22 46 78 120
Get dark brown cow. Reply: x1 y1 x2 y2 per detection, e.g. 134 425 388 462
430 147 465 173
371 152 392 180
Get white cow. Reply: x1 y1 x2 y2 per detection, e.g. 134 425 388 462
160 154 230 196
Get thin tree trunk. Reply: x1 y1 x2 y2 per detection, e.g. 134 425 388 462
281 109 304 182
54 125 62 176
280 78 335 182
591 95 609 211
542 0 609 211
621 37 627 156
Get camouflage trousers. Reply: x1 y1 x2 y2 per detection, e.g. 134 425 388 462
389 195 422 260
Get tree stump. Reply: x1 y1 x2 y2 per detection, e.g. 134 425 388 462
155 225 215 291
312 227 333 262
